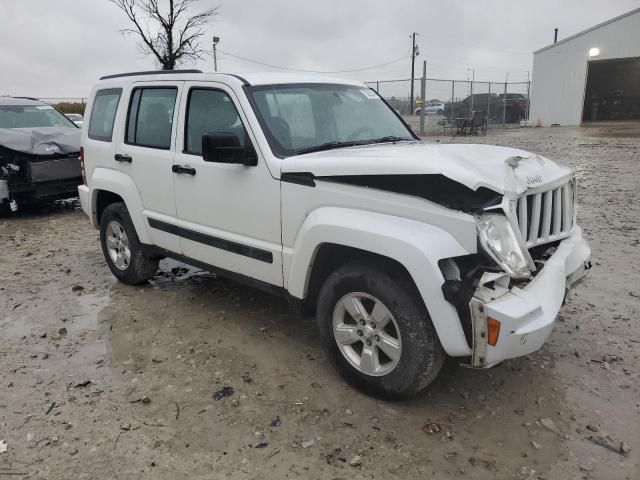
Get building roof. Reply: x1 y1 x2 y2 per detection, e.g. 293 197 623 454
534 7 640 54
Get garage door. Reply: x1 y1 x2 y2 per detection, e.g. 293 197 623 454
582 57 640 122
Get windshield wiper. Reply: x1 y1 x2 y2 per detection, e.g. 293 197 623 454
366 136 412 144
293 141 366 156
293 136 412 156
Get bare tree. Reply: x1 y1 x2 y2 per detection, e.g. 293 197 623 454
110 0 218 70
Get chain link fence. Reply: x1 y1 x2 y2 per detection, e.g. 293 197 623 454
365 78 531 134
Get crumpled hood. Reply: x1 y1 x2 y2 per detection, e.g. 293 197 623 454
0 127 80 156
281 142 573 195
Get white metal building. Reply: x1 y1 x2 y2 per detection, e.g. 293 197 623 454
529 8 640 126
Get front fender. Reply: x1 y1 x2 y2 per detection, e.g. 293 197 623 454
89 168 150 244
285 207 475 356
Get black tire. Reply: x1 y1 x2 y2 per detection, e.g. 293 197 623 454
316 261 445 399
437 109 444 114
99 202 158 285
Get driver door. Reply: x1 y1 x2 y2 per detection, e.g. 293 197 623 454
172 82 282 287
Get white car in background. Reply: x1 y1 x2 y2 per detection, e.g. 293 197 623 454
65 113 84 127
415 101 445 115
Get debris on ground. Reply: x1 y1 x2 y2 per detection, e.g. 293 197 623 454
241 372 252 383
270 416 281 427
301 439 316 448
212 386 234 400
129 396 151 404
540 418 561 435
423 422 442 434
0 440 7 454
45 401 56 414
73 379 92 388
349 454 362 466
324 448 346 465
586 435 630 457
71 285 84 292
255 442 269 449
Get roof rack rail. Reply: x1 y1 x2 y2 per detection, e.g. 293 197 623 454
100 69 203 80
11 96 41 101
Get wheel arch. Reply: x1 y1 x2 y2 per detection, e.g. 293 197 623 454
303 244 416 317
285 207 474 357
89 168 150 243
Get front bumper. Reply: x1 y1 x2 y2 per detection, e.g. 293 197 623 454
470 225 591 367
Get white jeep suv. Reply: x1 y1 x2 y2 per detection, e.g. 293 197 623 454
78 70 591 398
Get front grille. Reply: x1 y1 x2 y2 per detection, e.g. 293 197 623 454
515 180 575 248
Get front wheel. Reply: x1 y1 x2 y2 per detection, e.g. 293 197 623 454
100 202 159 285
316 261 445 399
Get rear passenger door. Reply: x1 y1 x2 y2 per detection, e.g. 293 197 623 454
171 82 283 287
115 81 182 252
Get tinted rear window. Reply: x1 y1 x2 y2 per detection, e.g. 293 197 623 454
88 88 122 142
126 87 177 149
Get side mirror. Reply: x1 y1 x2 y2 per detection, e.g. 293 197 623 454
202 133 258 166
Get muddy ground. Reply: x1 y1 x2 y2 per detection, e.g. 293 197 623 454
1 125 638 479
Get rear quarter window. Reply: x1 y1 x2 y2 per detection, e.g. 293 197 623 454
88 88 122 142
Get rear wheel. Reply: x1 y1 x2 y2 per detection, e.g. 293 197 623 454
100 202 158 285
316 261 445 399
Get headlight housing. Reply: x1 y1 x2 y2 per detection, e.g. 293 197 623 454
476 213 531 279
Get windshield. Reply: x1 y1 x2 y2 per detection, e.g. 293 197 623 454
249 84 415 157
0 104 78 129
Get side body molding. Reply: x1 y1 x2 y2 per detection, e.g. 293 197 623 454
285 207 474 356
88 168 151 244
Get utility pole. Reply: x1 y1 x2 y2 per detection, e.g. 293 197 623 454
212 36 220 72
470 69 475 115
409 32 419 115
419 60 427 136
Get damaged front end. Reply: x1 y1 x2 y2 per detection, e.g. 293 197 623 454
441 159 591 368
0 128 81 210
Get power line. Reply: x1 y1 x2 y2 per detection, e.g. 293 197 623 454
215 49 410 74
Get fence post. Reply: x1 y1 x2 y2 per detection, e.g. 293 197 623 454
487 82 491 123
450 81 455 121
526 80 531 121
503 81 507 125
419 61 426 136
376 81 379 93
470 80 474 115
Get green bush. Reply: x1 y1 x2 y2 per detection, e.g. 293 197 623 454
54 102 86 114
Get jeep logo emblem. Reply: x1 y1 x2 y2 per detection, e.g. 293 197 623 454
527 175 543 185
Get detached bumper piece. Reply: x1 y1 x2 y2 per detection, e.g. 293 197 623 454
469 226 591 368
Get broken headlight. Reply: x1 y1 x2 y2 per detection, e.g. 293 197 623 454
476 213 531 279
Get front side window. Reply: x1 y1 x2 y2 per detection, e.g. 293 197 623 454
249 84 414 157
184 88 248 155
126 87 177 149
88 88 122 141
0 104 77 129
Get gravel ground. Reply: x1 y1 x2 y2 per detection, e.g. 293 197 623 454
1 124 638 479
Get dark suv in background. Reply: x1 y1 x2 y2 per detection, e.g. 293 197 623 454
444 93 528 123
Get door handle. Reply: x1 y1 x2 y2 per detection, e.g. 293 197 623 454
114 153 133 163
172 164 196 175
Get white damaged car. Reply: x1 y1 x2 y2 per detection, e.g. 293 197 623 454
79 71 591 398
